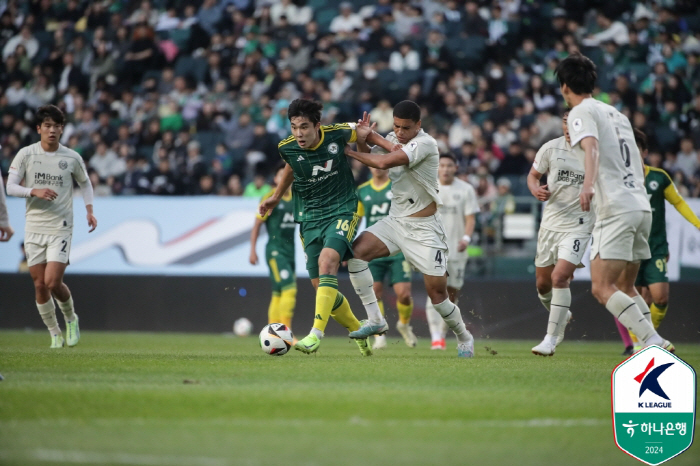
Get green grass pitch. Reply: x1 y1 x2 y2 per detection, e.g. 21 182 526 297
0 330 698 466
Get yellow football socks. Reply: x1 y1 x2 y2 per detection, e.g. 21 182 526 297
268 292 281 324
377 299 385 316
397 298 413 324
330 292 361 332
313 275 338 333
279 287 296 330
651 303 667 329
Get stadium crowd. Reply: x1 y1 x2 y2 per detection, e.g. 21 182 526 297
1 0 699 206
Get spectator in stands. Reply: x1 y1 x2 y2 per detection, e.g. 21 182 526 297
371 100 395 134
123 24 158 87
583 11 629 47
492 178 516 215
3 25 38 60
389 42 420 72
675 138 698 180
243 172 272 198
90 140 125 180
224 174 244 197
149 159 178 195
462 1 488 37
330 3 363 37
495 142 529 177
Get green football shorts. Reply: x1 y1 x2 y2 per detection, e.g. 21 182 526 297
300 212 360 279
635 255 669 287
369 254 411 285
265 249 296 293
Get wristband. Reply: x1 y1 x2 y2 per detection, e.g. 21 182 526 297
462 235 471 243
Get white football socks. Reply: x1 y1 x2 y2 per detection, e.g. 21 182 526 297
632 294 652 323
425 297 447 341
538 290 552 311
606 291 661 345
547 288 571 337
37 300 60 336
56 295 76 322
433 298 471 344
348 259 384 325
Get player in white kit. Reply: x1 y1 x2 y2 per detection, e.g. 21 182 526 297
0 170 14 241
425 153 479 350
6 105 97 348
528 113 593 356
556 53 673 351
343 101 475 358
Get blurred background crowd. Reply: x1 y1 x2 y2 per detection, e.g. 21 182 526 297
1 0 699 211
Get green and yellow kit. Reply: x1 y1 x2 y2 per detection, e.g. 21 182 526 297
278 123 360 279
636 166 700 286
257 191 296 292
357 179 411 285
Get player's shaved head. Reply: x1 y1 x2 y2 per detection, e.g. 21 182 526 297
555 52 597 95
288 99 323 126
393 100 421 122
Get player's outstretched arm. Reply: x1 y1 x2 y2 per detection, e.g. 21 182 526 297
579 136 599 212
527 167 550 202
344 145 409 170
664 182 700 229
259 163 293 217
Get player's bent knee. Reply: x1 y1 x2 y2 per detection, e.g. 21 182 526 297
550 271 570 289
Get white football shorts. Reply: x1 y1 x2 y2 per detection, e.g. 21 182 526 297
365 214 449 277
590 210 651 262
535 228 590 268
24 232 72 267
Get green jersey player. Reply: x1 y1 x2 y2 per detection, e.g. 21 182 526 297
621 129 700 352
259 99 371 356
357 167 416 349
250 164 297 332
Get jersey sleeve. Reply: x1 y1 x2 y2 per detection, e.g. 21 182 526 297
568 104 598 148
664 175 700 228
72 155 89 183
463 185 480 215
342 122 357 143
8 148 27 178
356 200 365 218
532 144 550 174
402 138 437 168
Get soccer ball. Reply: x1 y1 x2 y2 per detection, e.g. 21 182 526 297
259 323 294 356
233 318 253 336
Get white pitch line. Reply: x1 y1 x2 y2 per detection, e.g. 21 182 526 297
28 449 230 466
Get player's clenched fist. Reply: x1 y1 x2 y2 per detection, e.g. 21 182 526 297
31 188 58 201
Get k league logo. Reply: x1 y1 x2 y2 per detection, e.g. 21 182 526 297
612 346 696 465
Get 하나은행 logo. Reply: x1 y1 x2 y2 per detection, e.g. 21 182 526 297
612 345 696 465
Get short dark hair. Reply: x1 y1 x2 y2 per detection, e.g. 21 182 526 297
35 105 65 126
555 52 597 95
439 153 457 164
633 128 647 152
275 161 287 174
288 99 323 125
393 100 421 122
